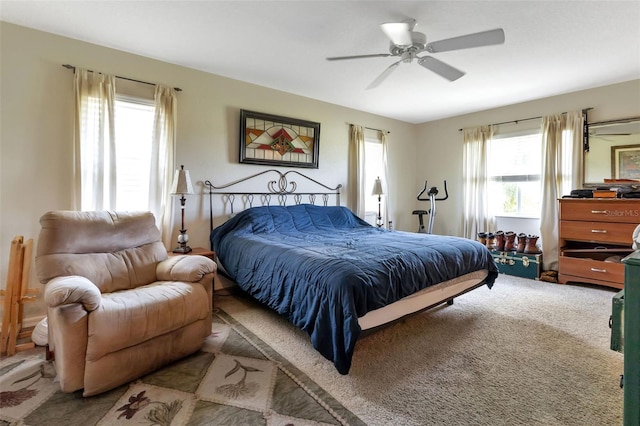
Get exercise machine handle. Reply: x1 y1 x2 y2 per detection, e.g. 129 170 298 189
417 180 448 201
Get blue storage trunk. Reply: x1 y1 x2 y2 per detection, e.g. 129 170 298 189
490 250 542 280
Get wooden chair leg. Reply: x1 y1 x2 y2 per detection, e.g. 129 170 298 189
1 236 23 355
1 236 37 356
0 290 12 355
14 239 36 354
8 292 20 355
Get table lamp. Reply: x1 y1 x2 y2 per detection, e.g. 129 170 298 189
372 177 384 228
170 165 194 253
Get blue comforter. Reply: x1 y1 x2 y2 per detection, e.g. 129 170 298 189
210 204 498 374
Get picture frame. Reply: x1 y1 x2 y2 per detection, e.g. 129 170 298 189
239 109 320 168
611 144 640 180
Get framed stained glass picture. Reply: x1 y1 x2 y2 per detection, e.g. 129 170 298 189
239 110 320 169
611 144 640 180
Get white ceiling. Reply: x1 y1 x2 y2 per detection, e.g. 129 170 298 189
2 1 639 124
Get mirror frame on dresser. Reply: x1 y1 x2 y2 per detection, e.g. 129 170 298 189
583 116 640 188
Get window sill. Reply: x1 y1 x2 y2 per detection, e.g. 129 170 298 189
494 214 540 220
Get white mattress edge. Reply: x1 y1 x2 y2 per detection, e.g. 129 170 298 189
358 270 489 330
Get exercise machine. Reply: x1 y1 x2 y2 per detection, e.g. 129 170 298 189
412 180 448 234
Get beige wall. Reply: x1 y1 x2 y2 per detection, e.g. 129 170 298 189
416 79 640 236
1 21 639 324
0 22 417 321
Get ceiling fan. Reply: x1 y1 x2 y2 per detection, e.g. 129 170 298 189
326 19 505 89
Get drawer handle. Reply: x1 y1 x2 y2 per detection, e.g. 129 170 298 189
591 229 607 233
591 210 607 214
590 267 607 273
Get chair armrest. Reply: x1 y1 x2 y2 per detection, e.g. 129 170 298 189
44 276 102 311
157 256 216 282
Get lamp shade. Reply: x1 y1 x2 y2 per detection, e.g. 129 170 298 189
170 165 194 195
371 177 384 196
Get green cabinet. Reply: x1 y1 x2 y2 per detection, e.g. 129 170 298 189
622 251 640 426
611 289 624 353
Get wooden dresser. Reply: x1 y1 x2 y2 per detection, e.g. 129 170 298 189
558 198 640 289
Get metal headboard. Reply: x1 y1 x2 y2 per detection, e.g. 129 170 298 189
204 169 342 233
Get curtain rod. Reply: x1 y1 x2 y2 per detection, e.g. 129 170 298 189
457 107 592 132
62 64 182 92
346 122 390 134
366 126 390 134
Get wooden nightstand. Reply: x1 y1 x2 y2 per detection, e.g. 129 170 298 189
169 247 216 261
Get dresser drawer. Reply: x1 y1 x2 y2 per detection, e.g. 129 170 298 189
559 199 640 223
560 220 639 244
559 256 624 284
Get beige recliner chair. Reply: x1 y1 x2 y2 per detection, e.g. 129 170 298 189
35 210 216 396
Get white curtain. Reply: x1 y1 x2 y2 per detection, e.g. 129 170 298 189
540 111 584 270
380 130 389 226
348 124 366 217
73 69 177 249
73 68 116 210
462 125 496 239
150 85 178 249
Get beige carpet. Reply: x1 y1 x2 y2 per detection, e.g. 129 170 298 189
0 314 365 425
215 274 624 426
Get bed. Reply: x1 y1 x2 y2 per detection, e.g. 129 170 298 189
207 170 499 374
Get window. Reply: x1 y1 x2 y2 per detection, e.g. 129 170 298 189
74 69 177 244
113 96 155 210
364 135 386 226
487 132 542 218
79 94 155 211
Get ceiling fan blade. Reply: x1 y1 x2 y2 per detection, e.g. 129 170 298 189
326 53 391 61
381 21 413 46
366 61 401 90
418 56 465 81
426 28 505 53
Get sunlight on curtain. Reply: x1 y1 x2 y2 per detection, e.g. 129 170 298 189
73 68 116 210
362 131 389 227
73 69 177 249
540 111 584 270
348 125 365 217
114 98 154 209
380 131 390 226
462 126 496 239
151 85 177 248
349 126 389 224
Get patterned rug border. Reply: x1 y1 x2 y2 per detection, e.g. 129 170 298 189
1 308 364 426
214 307 365 426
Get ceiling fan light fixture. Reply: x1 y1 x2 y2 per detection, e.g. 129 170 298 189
326 19 505 89
400 52 414 63
411 32 427 50
380 21 413 46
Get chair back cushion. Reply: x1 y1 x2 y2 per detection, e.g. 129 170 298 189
36 211 168 293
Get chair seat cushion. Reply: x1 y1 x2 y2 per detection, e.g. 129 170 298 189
86 281 210 361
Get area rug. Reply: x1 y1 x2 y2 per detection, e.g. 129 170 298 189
215 274 625 426
0 311 365 426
